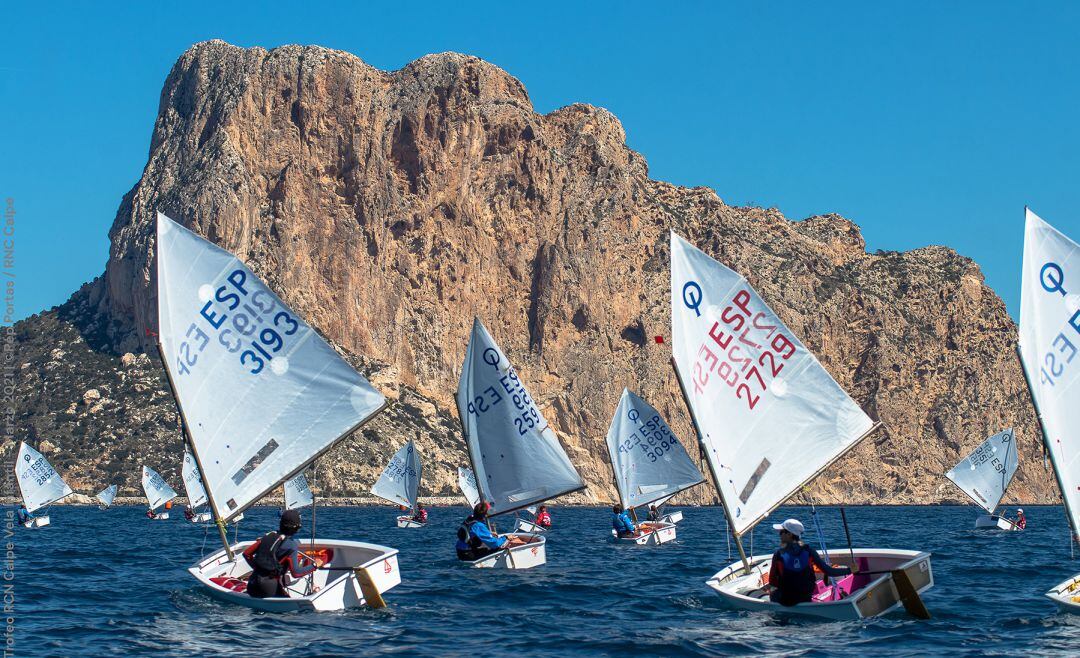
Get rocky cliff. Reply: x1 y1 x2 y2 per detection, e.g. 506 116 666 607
10 40 1057 505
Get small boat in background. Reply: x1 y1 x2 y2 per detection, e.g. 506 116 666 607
371 440 426 528
284 472 314 510
670 232 932 619
1017 208 1080 613
604 388 704 546
181 452 213 523
142 465 177 520
944 429 1020 531
96 484 118 510
14 441 73 528
455 318 586 569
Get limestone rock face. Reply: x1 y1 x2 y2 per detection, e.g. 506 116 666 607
11 40 1056 505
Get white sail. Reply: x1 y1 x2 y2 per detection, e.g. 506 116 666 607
945 429 1018 514
456 318 585 515
181 452 209 509
605 388 705 510
1019 208 1080 536
284 473 314 510
14 442 73 513
142 465 178 511
371 441 422 509
155 213 386 522
670 232 874 536
458 466 480 509
96 484 118 508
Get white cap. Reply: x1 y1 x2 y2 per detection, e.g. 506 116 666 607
1017 508 1024 513
772 518 805 537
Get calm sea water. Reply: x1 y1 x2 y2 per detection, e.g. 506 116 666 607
12 504 1080 657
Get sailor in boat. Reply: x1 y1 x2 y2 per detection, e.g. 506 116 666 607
647 504 661 522
766 519 853 606
145 508 158 520
412 503 428 524
242 509 325 598
183 506 196 522
535 505 552 529
17 505 31 526
1015 508 1027 530
456 503 525 561
612 505 637 538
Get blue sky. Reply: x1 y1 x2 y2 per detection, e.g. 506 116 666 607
5 2 1080 321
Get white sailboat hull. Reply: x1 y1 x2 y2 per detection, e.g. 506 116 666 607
515 518 548 534
974 514 1019 531
611 521 677 546
150 512 170 521
659 511 683 524
396 515 425 529
190 512 212 524
1046 573 1080 613
22 516 50 529
189 538 401 612
465 534 546 569
706 548 933 620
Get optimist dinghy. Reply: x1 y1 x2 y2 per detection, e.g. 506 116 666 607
670 232 933 619
96 484 118 510
371 441 426 528
515 507 548 534
181 452 213 523
944 429 1021 531
142 465 178 520
284 473 314 510
604 389 704 546
1017 209 1080 613
14 441 73 528
154 212 398 611
455 318 586 569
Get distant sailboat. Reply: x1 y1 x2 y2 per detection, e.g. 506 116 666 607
458 467 480 509
371 441 425 528
14 441 73 528
154 212 399 612
182 452 213 523
96 484 118 510
1017 209 1080 612
141 465 177 520
670 232 933 620
455 317 586 569
944 429 1020 530
604 388 705 545
284 473 314 510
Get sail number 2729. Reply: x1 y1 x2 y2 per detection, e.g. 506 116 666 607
689 288 796 411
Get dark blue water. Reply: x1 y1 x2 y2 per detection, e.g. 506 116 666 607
12 505 1080 657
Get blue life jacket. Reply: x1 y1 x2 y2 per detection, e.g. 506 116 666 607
612 512 635 533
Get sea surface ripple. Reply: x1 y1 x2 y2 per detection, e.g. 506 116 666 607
14 505 1080 657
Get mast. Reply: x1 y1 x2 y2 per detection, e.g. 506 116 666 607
670 356 750 572
156 341 234 560
1017 346 1079 538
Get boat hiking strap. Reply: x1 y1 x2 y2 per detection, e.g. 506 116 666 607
353 567 387 609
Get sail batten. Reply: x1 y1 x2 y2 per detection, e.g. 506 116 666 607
284 473 313 510
456 318 585 516
1019 208 1080 536
605 389 705 510
15 442 73 513
141 465 178 511
155 213 386 522
371 441 423 510
670 232 874 536
945 429 1018 514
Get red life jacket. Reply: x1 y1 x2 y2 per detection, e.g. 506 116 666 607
536 511 552 526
